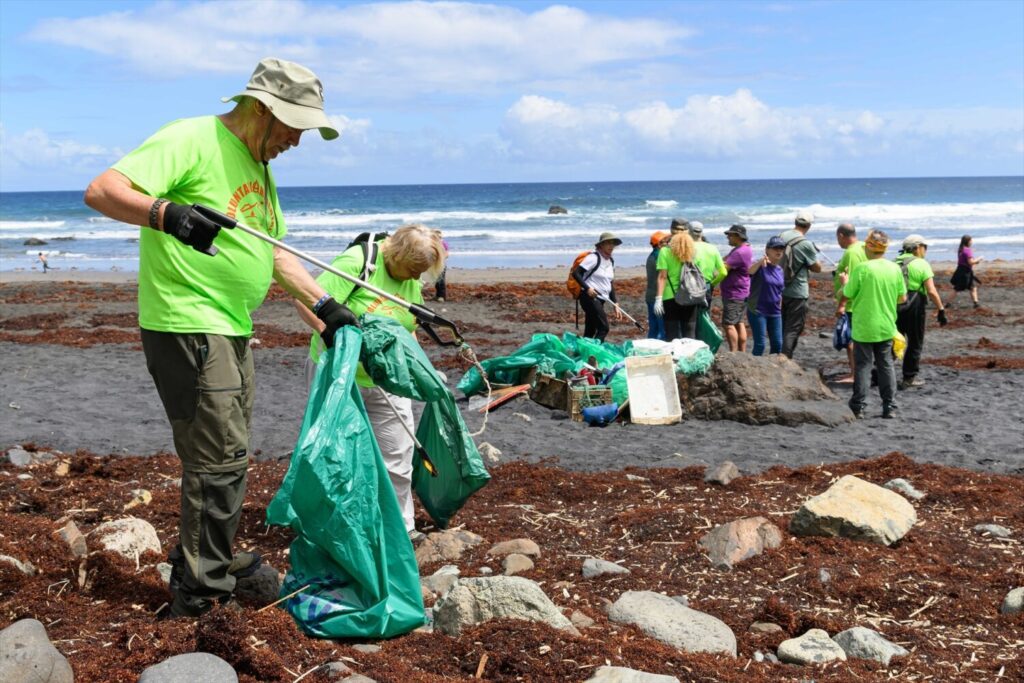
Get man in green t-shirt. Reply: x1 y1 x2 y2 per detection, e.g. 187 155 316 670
833 223 867 381
780 210 823 359
84 58 357 619
895 234 948 390
841 231 907 419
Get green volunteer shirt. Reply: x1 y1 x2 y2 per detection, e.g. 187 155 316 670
310 244 424 387
842 258 907 343
780 229 819 299
656 247 682 300
895 253 935 293
113 116 284 336
694 242 727 286
834 242 868 312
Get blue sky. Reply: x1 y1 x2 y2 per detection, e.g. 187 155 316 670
1 0 1022 191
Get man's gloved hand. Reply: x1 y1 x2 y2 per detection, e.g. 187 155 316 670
937 309 948 327
315 297 358 348
162 202 222 255
653 298 665 317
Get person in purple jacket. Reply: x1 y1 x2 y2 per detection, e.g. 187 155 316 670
720 224 753 352
746 235 787 356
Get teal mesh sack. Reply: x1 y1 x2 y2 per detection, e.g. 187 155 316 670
696 309 723 354
266 326 425 639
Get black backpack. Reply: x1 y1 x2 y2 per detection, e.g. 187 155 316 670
781 233 807 285
345 231 388 299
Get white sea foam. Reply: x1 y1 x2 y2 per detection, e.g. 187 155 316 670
0 220 66 229
284 209 552 226
740 201 1024 224
645 200 678 208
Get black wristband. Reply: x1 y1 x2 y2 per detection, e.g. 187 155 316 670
148 198 168 230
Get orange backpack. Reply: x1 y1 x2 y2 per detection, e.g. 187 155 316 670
566 251 601 299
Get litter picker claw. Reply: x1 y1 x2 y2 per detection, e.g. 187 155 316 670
192 204 465 347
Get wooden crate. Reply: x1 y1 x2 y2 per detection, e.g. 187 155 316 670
529 374 570 410
569 385 614 422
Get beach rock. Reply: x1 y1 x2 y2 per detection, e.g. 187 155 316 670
570 609 596 629
157 562 173 584
487 538 541 558
973 523 1011 538
320 661 353 679
676 353 852 427
0 619 73 683
704 461 740 485
790 475 917 546
883 478 926 501
351 644 381 654
582 558 631 578
234 564 280 606
340 676 377 683
0 555 37 576
23 238 48 246
548 205 568 215
625 474 648 482
478 442 502 464
749 621 784 634
5 447 33 468
502 553 534 575
607 591 736 656
57 520 87 558
550 410 570 420
434 576 578 637
415 529 484 567
1000 587 1024 615
777 629 847 665
479 566 493 575
92 517 162 560
138 652 238 682
698 516 782 570
832 626 909 666
422 565 460 597
584 666 680 682
818 568 832 584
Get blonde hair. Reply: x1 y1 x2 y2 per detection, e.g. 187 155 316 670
669 231 696 263
381 224 447 281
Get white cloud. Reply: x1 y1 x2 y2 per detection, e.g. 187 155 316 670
501 89 1022 167
0 123 120 168
27 1 692 97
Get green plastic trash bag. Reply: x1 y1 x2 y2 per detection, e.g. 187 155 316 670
359 315 448 402
696 309 723 354
359 315 491 529
456 333 575 397
413 397 491 528
266 326 425 639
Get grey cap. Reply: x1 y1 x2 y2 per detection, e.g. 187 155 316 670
687 220 704 237
795 210 814 226
223 58 338 140
902 234 928 250
670 218 690 231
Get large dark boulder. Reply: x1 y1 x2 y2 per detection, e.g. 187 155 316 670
677 353 853 426
23 238 47 246
548 205 568 215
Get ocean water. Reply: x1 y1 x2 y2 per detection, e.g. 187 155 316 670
1 177 1022 273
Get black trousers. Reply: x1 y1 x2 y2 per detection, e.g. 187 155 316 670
664 299 698 341
896 295 926 380
579 294 610 341
781 296 808 359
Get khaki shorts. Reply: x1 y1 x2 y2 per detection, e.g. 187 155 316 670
141 329 254 473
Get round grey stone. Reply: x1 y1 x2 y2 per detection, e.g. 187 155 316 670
138 652 237 683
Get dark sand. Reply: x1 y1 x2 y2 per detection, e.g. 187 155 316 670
2 265 1023 475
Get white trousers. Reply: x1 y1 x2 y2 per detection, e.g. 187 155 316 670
305 356 416 533
358 386 416 533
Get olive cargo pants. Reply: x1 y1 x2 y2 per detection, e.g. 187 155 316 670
142 330 253 616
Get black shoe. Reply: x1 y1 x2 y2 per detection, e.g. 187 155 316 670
228 551 263 579
850 407 864 420
882 407 897 419
898 377 925 390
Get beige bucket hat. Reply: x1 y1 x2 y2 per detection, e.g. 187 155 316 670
223 58 339 140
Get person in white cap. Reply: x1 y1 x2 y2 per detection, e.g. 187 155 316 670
779 210 822 358
572 232 623 341
895 234 948 389
84 58 354 619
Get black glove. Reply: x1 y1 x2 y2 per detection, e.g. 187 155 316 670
315 297 358 348
162 202 221 255
937 309 948 327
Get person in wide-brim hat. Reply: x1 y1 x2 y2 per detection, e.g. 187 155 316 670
572 232 624 341
596 231 623 247
223 58 338 141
